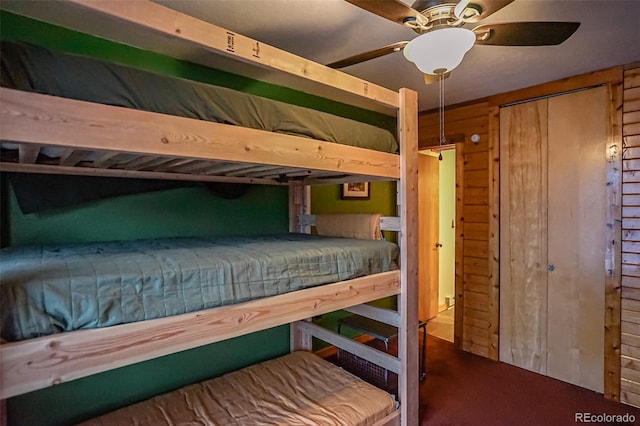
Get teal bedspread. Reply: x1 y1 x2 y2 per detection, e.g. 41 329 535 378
0 234 399 342
0 41 398 153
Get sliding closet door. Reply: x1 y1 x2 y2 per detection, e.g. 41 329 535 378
499 99 549 374
500 86 607 393
546 86 606 393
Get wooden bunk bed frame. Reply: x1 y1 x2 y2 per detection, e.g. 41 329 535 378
0 1 420 425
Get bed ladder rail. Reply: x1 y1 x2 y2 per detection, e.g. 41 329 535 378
343 304 400 327
291 321 401 376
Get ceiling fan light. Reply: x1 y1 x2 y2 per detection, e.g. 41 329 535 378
404 27 475 74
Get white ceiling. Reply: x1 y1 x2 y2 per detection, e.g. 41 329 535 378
155 0 640 112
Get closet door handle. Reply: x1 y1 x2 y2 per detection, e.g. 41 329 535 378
435 242 443 248
548 264 555 272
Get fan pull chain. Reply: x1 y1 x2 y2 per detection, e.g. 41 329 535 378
438 72 445 161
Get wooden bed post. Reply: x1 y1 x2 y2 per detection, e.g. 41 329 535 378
289 181 313 351
288 181 310 234
398 88 419 425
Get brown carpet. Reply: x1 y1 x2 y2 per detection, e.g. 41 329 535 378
421 336 640 425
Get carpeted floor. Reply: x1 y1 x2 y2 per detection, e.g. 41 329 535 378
421 336 640 425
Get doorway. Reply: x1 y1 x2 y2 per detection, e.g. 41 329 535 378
419 149 456 343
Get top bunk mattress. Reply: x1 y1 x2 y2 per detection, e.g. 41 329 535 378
0 233 399 342
0 41 398 155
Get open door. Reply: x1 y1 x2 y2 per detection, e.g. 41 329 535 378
419 153 439 321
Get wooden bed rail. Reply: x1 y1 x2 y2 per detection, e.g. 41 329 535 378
1 0 399 112
0 88 400 183
294 321 401 374
0 271 400 398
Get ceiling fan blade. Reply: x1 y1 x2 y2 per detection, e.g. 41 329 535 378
327 41 409 69
345 0 428 27
473 22 580 46
457 0 515 23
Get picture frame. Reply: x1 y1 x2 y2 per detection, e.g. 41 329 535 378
341 182 370 200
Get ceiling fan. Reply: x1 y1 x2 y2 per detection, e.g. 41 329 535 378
327 0 580 83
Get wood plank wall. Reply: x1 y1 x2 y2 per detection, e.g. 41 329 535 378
420 65 626 399
418 101 492 358
621 64 640 407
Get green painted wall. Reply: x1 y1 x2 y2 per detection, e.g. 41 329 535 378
1 10 398 426
7 183 288 246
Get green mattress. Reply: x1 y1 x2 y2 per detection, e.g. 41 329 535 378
0 41 398 153
0 234 399 342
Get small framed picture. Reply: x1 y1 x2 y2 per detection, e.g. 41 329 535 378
341 182 370 200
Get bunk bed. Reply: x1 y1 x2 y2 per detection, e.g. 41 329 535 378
0 1 420 425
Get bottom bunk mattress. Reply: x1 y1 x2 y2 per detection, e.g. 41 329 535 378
0 234 399 342
81 351 397 426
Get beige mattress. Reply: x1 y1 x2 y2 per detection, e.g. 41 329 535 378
82 351 396 425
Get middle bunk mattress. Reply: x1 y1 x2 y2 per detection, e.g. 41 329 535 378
1 233 399 342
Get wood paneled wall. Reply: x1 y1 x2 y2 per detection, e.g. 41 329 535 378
418 100 493 358
419 67 625 385
622 64 640 407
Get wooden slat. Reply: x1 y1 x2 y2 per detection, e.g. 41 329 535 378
624 123 640 137
623 252 640 265
91 151 121 168
624 111 640 125
624 159 640 172
463 341 489 357
623 310 640 325
0 270 401 398
465 291 489 313
0 162 282 186
463 257 489 276
463 223 489 241
0 88 400 180
622 379 640 395
464 305 490 321
297 322 401 374
624 334 640 354
623 298 640 312
623 286 640 300
623 147 640 160
625 87 640 103
463 151 489 171
623 276 640 289
623 264 640 277
625 69 640 89
621 389 640 408
343 304 400 327
623 321 640 335
58 148 90 167
463 276 490 295
624 207 640 218
625 135 640 148
624 197 640 208
17 144 40 164
463 240 488 258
